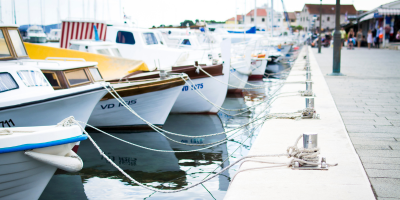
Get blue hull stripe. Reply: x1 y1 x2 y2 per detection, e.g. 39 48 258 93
0 135 88 154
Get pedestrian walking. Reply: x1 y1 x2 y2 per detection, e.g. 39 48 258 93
340 27 346 49
356 29 363 48
348 28 355 50
367 30 373 49
384 24 391 43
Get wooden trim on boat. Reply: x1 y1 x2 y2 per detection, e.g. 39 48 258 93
101 77 186 100
114 64 224 82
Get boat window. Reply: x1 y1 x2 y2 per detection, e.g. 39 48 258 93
143 33 158 45
0 73 18 93
69 44 80 50
181 39 191 45
43 72 61 88
116 31 135 45
65 69 90 86
97 48 112 56
0 30 11 58
89 68 103 81
156 32 164 45
110 48 122 57
17 70 49 87
29 30 43 33
8 29 28 57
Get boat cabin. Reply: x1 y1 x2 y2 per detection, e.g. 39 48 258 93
69 40 123 57
0 25 29 60
35 58 104 90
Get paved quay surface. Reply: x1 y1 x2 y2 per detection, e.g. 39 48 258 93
312 47 400 200
224 47 375 200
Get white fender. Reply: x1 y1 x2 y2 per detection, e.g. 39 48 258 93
25 150 83 172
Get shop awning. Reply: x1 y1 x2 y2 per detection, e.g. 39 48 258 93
360 13 374 22
378 8 400 15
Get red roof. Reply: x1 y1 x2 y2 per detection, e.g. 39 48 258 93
226 15 244 21
304 4 357 15
287 12 296 20
246 9 267 16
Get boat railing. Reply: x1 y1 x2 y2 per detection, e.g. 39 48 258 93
10 60 61 66
45 57 86 62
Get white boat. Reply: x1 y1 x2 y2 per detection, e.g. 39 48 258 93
106 25 189 71
0 124 86 200
248 57 268 80
34 58 185 128
121 39 231 114
47 29 61 42
24 26 47 43
69 40 123 57
0 25 107 151
88 72 185 128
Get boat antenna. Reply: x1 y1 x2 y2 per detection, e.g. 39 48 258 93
93 25 100 41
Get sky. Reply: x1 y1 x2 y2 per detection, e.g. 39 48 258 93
1 0 397 28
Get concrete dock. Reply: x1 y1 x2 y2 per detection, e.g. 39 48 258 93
224 47 376 200
312 47 400 200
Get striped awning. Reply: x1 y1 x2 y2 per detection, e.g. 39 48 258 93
60 20 107 49
378 8 400 15
360 13 374 22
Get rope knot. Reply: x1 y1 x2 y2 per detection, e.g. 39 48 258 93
56 116 76 127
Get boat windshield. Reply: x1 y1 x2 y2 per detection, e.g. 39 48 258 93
96 48 112 56
143 33 158 45
0 30 11 58
29 30 43 34
8 29 27 57
110 48 122 57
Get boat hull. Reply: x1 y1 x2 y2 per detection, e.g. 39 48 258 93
228 69 249 93
0 88 106 128
0 143 75 200
88 86 181 128
248 59 267 80
171 75 228 114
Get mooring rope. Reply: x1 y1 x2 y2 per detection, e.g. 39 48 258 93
58 116 336 194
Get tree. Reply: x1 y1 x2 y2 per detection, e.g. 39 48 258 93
296 25 303 31
180 20 195 27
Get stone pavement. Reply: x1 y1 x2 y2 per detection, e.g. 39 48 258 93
311 47 400 200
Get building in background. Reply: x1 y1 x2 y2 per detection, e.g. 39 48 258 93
298 4 357 32
225 15 244 25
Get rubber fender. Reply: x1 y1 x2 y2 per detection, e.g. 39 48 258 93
25 150 83 172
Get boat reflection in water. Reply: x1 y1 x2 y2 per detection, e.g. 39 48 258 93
42 114 234 199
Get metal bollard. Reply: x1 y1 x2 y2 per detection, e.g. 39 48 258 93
306 81 312 92
305 97 314 109
306 71 312 81
303 132 318 149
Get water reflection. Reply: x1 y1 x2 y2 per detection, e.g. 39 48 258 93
39 48 301 200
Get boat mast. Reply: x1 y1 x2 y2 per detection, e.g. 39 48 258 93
254 0 257 27
82 0 85 19
234 0 237 29
94 0 97 20
271 0 274 36
27 0 31 26
68 0 71 19
57 0 60 28
13 0 16 24
0 1 2 23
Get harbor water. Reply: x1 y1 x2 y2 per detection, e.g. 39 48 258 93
39 52 299 200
